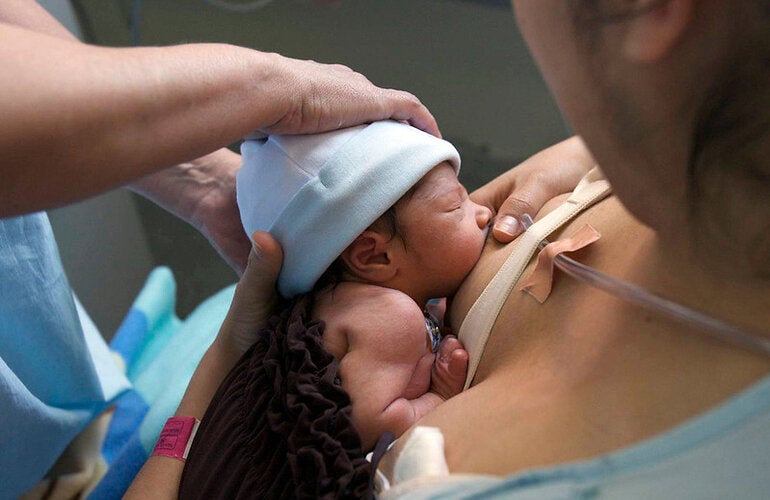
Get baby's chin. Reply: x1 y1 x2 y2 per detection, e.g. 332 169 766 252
443 248 485 301
470 235 489 271
444 263 479 300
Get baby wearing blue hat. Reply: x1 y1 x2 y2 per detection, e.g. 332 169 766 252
237 120 492 450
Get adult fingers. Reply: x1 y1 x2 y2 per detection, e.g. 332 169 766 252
469 169 531 243
263 57 441 138
379 88 440 137
233 231 283 321
472 137 597 244
490 177 554 243
472 166 563 244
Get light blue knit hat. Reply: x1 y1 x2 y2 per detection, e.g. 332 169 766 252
236 120 460 298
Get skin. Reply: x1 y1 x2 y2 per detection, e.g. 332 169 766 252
162 0 768 494
406 193 769 475
0 0 439 274
0 0 590 275
126 232 284 499
30 0 768 495
315 283 467 451
3 2 595 497
0 32 438 217
472 136 599 243
312 163 490 449
0 1 436 496
366 162 494 306
0 1 606 497
379 0 770 480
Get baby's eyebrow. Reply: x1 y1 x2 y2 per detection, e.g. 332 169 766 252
433 183 464 202
445 183 465 198
420 183 456 202
411 171 463 202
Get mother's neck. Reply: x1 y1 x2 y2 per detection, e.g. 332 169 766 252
637 229 770 347
536 225 770 441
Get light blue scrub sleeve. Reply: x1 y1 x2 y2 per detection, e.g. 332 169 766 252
0 213 130 498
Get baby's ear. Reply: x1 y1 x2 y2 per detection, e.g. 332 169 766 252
340 230 397 283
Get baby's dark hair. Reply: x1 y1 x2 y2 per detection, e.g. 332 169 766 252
313 205 402 292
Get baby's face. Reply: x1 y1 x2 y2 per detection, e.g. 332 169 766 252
394 162 493 299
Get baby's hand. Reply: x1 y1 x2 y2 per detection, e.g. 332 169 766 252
430 335 469 400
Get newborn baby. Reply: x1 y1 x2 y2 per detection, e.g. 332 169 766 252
237 120 491 449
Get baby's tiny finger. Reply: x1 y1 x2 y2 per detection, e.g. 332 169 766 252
449 349 469 378
438 336 459 360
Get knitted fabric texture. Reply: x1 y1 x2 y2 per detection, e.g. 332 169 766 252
236 120 460 298
179 295 370 499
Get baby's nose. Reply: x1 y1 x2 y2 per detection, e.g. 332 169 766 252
476 203 493 229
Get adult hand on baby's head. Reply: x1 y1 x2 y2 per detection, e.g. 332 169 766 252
260 55 440 138
184 149 252 274
471 136 597 243
430 336 469 401
215 231 283 358
130 148 252 274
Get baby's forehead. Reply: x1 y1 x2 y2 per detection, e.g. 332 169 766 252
409 162 460 196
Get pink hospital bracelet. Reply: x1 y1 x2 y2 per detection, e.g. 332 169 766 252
151 417 201 462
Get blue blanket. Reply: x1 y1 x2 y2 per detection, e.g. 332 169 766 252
89 267 234 499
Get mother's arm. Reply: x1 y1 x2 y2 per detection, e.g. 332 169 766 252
124 232 282 499
472 136 597 243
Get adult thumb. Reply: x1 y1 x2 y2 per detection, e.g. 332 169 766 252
223 231 284 354
491 184 549 243
247 231 283 281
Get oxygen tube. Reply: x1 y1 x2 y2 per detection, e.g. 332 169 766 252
519 214 770 357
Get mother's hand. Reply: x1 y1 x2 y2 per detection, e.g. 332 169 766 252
125 231 283 500
471 136 597 243
216 231 284 357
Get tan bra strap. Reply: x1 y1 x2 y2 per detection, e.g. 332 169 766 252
458 168 612 389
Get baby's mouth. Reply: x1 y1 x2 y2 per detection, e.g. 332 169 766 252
485 218 495 237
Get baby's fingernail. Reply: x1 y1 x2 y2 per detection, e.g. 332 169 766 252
495 216 521 236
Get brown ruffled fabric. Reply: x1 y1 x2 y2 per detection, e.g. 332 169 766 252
179 295 371 499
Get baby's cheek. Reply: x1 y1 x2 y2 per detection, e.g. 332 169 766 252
321 331 349 361
334 360 347 388
456 246 482 280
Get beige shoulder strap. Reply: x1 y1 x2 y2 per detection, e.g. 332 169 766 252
458 168 612 389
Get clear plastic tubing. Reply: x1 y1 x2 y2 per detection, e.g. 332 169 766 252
519 214 770 357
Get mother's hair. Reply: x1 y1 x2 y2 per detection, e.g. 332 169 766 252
570 0 770 279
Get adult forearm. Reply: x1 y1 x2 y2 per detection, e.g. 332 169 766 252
126 233 283 498
0 25 290 216
124 338 240 500
0 0 78 41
